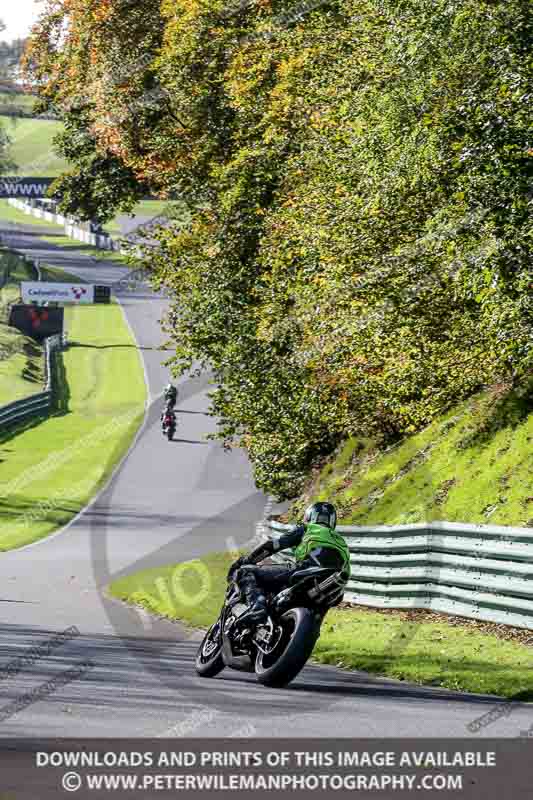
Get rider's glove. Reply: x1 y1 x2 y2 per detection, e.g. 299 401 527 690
227 556 248 580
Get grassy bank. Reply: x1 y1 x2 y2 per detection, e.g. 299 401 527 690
0 301 146 550
39 234 131 266
288 384 533 529
0 199 65 230
0 251 44 405
109 550 533 699
0 250 91 406
38 264 89 284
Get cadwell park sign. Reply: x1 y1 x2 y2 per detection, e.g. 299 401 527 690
21 283 111 305
21 282 95 305
0 177 55 199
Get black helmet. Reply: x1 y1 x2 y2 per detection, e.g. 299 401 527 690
303 502 337 530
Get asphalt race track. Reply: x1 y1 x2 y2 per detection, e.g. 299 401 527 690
0 219 531 738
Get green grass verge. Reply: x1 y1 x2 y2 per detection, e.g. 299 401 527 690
289 384 533 528
3 117 66 177
132 200 174 217
0 251 44 405
102 217 123 237
0 202 132 266
0 302 146 550
40 234 131 266
38 263 89 283
0 92 40 115
109 550 533 698
0 199 64 229
0 197 172 238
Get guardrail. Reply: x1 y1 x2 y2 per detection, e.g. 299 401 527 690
0 333 67 430
264 520 533 630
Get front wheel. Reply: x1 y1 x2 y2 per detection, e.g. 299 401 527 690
195 618 225 678
255 607 320 688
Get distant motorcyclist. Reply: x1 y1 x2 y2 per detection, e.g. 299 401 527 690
161 402 177 439
160 402 175 421
228 502 351 624
164 383 178 408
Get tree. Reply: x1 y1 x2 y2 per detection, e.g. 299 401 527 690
24 0 166 220
0 19 16 174
24 1 533 498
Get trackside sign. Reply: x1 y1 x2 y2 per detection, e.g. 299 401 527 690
21 282 95 305
0 177 55 198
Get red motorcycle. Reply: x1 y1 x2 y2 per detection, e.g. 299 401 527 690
161 409 176 441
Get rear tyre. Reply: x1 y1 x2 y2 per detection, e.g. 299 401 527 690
195 618 225 678
255 607 320 688
167 428 173 441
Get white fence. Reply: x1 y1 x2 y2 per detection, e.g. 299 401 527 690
7 198 122 252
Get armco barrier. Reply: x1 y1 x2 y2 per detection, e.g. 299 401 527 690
265 520 533 630
0 334 66 430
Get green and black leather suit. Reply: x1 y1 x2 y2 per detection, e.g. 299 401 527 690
234 523 351 610
164 385 178 407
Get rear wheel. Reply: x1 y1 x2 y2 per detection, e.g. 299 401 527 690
255 607 320 688
195 618 225 678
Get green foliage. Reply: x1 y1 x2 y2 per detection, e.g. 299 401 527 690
151 0 532 498
50 110 150 223
28 0 532 498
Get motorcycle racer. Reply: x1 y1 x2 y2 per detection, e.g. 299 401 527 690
228 502 351 624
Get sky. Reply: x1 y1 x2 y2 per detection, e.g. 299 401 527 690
1 0 41 42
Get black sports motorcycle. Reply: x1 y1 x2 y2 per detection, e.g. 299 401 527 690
195 563 346 687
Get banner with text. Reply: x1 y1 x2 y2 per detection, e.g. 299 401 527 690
1 739 531 799
22 282 95 305
0 177 55 198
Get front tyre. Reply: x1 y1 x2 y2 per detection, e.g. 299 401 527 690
255 607 320 688
195 618 225 678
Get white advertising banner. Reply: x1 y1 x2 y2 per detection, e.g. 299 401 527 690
21 282 95 305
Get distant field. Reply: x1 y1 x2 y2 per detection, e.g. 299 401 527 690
0 92 39 115
130 200 171 218
2 117 66 177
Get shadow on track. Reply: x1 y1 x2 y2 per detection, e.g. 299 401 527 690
170 439 208 445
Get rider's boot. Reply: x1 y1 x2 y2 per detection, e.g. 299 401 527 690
238 571 268 624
